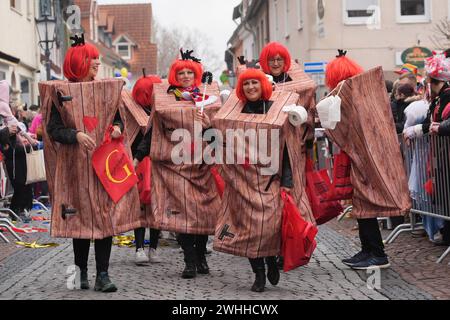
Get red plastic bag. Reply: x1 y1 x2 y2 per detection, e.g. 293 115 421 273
210 166 225 198
281 191 318 272
424 179 433 196
92 126 138 203
329 152 353 201
305 158 343 225
136 157 151 204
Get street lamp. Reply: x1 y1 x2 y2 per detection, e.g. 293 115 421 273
35 1 57 81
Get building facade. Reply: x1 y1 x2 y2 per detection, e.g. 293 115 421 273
0 0 40 106
98 1 158 83
228 0 450 85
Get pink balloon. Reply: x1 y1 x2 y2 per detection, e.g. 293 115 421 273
128 72 133 80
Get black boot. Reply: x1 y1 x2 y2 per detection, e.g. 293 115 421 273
195 246 210 275
182 247 197 279
251 269 266 293
80 269 89 290
266 257 280 286
94 272 117 293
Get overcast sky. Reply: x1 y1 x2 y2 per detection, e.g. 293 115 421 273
97 0 242 69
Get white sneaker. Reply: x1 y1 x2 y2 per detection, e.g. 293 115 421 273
135 248 149 265
148 248 162 263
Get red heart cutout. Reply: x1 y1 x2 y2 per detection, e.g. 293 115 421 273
83 116 98 133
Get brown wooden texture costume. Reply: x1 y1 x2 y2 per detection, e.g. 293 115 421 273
236 61 317 139
39 79 144 239
121 89 152 144
212 89 316 259
147 82 222 235
325 67 412 219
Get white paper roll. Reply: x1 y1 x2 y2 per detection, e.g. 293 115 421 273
283 105 308 127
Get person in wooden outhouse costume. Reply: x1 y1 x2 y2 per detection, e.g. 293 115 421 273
212 69 316 293
235 42 317 143
318 50 412 270
146 50 222 279
40 36 143 293
123 72 166 266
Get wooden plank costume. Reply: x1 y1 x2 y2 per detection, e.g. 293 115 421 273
212 87 316 259
147 81 222 235
236 57 317 141
121 89 152 144
325 67 412 219
39 79 144 239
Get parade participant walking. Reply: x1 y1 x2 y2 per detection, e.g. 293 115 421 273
212 69 315 292
321 50 411 270
130 74 164 265
259 42 293 84
148 50 221 279
258 42 317 269
42 35 143 293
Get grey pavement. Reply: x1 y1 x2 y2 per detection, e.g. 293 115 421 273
0 225 433 300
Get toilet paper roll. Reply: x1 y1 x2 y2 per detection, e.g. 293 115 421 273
283 105 308 127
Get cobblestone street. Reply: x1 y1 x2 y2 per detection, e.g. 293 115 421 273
0 219 441 300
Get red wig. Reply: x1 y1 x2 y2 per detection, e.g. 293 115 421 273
132 75 162 108
325 54 364 90
236 69 273 102
63 43 99 82
168 59 203 87
259 42 292 74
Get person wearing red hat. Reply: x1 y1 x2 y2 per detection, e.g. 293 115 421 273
130 74 164 266
212 68 306 293
44 35 138 293
147 50 221 279
259 42 293 84
323 50 407 270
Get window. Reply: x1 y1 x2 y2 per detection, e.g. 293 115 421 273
117 45 131 60
20 77 31 106
396 0 431 23
10 0 21 13
285 0 290 38
343 0 379 25
297 0 304 30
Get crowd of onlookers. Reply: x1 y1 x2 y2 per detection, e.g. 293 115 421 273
0 80 46 221
386 48 450 246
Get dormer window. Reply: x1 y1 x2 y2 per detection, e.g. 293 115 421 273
114 35 135 60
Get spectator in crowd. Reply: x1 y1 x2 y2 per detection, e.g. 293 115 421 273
0 80 36 219
404 53 450 245
391 83 416 134
385 80 394 96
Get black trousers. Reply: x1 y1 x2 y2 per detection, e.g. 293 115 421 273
10 182 33 214
73 237 112 273
178 233 208 262
357 218 386 258
248 257 276 272
134 228 160 251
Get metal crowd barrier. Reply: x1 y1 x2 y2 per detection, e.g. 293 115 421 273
385 134 450 263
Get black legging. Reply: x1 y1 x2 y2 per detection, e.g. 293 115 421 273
134 228 160 251
73 237 112 273
178 233 208 256
248 257 276 272
357 218 386 258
